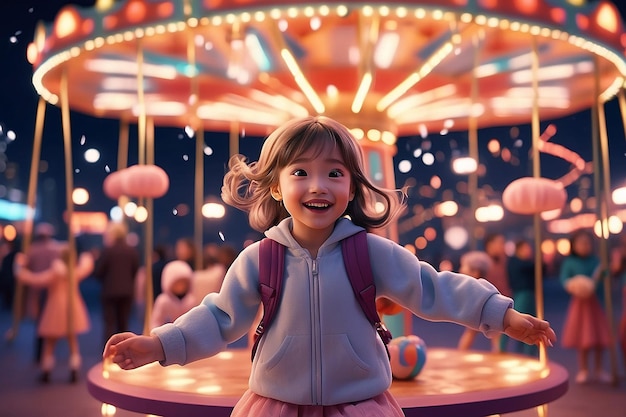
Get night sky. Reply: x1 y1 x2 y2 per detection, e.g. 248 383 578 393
1 1 626 261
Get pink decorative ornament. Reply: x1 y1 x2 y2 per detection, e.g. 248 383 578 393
388 335 427 380
502 177 567 215
103 170 125 200
122 164 170 198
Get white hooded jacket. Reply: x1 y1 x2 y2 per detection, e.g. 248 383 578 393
152 218 512 406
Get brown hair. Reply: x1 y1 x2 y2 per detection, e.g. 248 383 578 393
222 116 405 232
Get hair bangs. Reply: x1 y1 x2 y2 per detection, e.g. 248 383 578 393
275 121 343 168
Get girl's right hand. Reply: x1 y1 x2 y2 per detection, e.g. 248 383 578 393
103 332 165 370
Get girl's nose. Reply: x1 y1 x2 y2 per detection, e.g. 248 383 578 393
308 175 327 192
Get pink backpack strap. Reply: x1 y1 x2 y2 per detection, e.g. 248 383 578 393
252 231 391 362
342 231 393 351
251 238 284 361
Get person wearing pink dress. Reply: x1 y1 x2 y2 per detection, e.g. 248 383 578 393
560 230 611 384
15 245 94 383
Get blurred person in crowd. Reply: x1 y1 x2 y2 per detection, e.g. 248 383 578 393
134 244 172 316
192 243 227 303
610 233 626 372
507 240 539 356
14 244 94 383
94 222 140 346
560 230 611 383
175 237 198 270
456 251 501 352
217 244 237 270
484 233 512 352
150 260 196 329
24 223 62 362
0 238 20 311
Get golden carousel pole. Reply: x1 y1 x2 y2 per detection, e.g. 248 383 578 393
60 68 78 342
618 88 626 140
188 5 204 272
117 118 130 213
135 39 154 336
468 31 480 251
594 57 620 386
530 36 549 417
7 97 47 341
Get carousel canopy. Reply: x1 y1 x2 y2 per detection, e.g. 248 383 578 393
28 0 626 138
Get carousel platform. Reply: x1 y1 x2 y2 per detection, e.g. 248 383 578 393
87 347 568 417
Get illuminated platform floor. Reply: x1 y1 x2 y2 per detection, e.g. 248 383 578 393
88 348 568 417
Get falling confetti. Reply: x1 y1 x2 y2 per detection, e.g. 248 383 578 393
104 165 111 173
80 135 86 145
219 231 225 241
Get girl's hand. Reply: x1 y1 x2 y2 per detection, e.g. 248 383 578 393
103 332 165 370
503 309 557 347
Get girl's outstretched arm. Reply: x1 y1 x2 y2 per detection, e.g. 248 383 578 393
502 309 557 347
103 332 165 370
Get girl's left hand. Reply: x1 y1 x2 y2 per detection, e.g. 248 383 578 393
503 309 557 347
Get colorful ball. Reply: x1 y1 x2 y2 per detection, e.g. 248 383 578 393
388 335 427 380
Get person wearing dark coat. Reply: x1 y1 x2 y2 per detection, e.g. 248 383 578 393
94 222 140 346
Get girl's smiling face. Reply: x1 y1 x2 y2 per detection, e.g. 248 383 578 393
272 144 354 248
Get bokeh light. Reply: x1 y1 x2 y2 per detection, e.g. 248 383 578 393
72 187 89 205
84 148 100 163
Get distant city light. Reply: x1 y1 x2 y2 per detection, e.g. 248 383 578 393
110 206 123 222
72 187 89 205
452 157 477 174
613 186 626 205
124 201 137 217
422 153 435 166
84 148 100 163
398 160 412 173
134 206 148 223
202 202 225 219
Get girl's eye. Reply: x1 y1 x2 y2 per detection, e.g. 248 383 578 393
329 169 344 178
292 169 307 176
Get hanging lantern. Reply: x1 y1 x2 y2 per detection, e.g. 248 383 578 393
502 177 567 215
121 164 169 198
103 170 125 200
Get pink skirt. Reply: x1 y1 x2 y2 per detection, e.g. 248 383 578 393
231 390 405 417
561 295 611 349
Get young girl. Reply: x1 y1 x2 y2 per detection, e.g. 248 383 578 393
15 244 94 383
104 116 556 416
560 230 611 383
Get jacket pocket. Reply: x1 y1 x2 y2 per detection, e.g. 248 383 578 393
323 333 371 375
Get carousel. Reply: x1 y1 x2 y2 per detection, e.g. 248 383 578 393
21 0 626 415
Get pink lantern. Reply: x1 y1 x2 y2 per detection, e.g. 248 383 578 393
121 164 169 198
502 177 566 215
103 170 125 200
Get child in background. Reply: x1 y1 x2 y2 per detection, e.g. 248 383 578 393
104 116 556 417
456 251 502 352
560 230 611 383
150 260 196 330
507 240 539 356
14 244 94 383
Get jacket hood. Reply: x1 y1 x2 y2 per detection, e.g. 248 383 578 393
264 217 363 255
161 260 193 293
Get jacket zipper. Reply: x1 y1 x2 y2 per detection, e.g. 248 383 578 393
311 258 321 404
